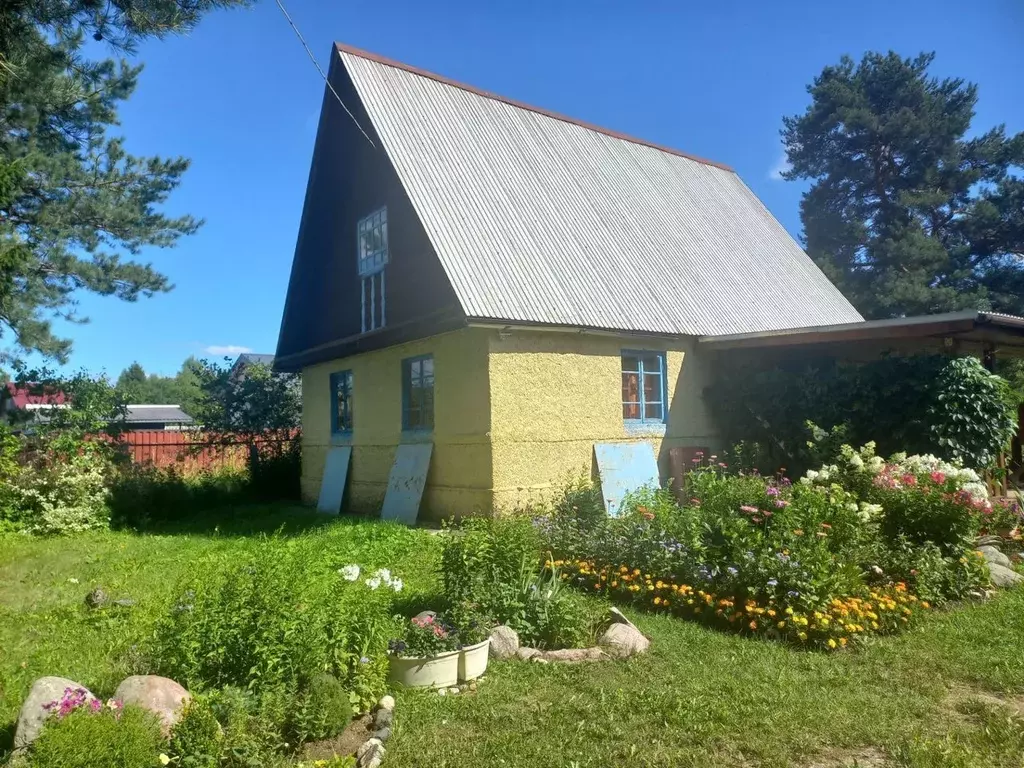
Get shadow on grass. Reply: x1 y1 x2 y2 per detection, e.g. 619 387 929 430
116 503 386 539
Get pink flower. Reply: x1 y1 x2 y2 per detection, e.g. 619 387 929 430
930 471 946 484
766 487 780 497
740 505 759 514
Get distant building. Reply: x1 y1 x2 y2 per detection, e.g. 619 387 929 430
230 353 278 379
123 405 194 431
2 382 68 427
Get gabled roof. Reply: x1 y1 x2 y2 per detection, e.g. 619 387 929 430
234 353 275 368
334 44 863 336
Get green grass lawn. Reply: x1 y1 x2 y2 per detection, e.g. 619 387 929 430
2 505 1024 767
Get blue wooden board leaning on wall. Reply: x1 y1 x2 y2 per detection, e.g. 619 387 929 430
381 443 433 525
317 446 352 514
593 442 660 517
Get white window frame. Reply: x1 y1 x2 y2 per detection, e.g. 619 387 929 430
357 207 388 277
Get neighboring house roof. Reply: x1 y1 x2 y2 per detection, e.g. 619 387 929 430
124 405 194 425
333 44 863 336
3 382 67 409
234 353 276 368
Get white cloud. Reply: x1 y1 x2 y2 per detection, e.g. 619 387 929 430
769 152 792 181
203 345 252 356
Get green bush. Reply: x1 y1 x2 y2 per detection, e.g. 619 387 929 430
27 704 165 768
152 535 398 721
288 674 353 743
169 696 223 768
108 463 250 528
440 516 605 648
8 448 111 535
205 686 289 768
708 354 1017 474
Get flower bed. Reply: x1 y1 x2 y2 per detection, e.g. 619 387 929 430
549 558 930 649
537 443 1000 650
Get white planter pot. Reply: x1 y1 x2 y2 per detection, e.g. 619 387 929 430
458 639 490 682
387 649 459 689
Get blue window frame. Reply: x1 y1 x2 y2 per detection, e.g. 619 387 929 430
621 351 665 423
402 355 434 431
330 370 354 434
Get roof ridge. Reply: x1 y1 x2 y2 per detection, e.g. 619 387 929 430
334 42 734 173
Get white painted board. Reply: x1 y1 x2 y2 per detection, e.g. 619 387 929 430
316 446 352 514
381 443 433 526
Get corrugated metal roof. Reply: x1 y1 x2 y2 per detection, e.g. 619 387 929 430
124 405 194 424
338 46 863 336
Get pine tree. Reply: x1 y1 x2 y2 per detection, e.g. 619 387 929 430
115 361 147 399
782 52 1024 319
0 0 248 364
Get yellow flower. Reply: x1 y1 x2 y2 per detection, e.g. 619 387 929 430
798 631 807 641
777 620 786 629
839 637 847 647
160 756 171 767
653 597 662 606
827 639 837 649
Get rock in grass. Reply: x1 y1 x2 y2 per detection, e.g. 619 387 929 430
978 546 1012 568
373 707 393 730
539 647 607 663
488 625 519 659
609 606 642 632
14 677 96 750
84 588 108 609
515 647 541 661
357 737 385 767
988 563 1023 588
113 675 190 736
598 623 650 658
372 726 392 743
377 694 396 711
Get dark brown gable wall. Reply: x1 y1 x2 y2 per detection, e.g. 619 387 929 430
275 52 463 372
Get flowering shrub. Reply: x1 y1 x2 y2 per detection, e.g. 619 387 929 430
802 443 988 555
8 449 110 535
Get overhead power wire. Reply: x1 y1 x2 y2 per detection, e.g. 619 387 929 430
273 0 376 148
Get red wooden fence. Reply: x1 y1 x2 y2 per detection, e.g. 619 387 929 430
117 430 296 472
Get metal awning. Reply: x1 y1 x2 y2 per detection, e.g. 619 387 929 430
697 311 1024 354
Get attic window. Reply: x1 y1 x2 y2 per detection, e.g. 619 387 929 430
357 207 388 276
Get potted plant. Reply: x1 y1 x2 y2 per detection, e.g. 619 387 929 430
387 615 460 688
449 602 493 682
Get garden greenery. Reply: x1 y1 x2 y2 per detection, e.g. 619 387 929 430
27 703 166 768
440 516 608 649
708 354 1017 474
538 442 1003 649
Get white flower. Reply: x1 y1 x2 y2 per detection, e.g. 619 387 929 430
870 565 883 575
849 453 865 470
390 578 403 593
68 578 79 584
961 482 989 502
858 503 883 522
804 470 820 482
374 568 392 583
866 456 885 475
339 565 360 582
365 577 381 590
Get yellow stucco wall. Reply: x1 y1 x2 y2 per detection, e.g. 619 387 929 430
301 326 720 519
301 327 492 519
487 329 718 512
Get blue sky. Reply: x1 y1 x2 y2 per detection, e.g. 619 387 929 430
43 0 1024 377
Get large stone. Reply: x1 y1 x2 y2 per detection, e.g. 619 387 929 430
598 623 650 658
609 606 642 633
377 694 395 712
14 677 96 750
84 588 108 610
357 737 385 768
989 563 1023 588
515 646 541 661
978 546 1012 568
488 625 520 660
113 675 190 736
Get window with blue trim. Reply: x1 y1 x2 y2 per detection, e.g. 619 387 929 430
330 370 353 434
621 352 665 423
402 355 434 431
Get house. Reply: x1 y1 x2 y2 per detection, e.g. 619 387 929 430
276 44 1024 519
1 383 67 427
230 353 278 379
122 405 194 431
